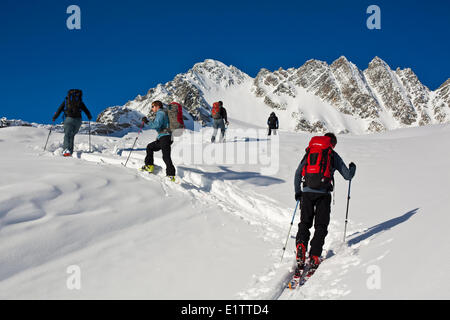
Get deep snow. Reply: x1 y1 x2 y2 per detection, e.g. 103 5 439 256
0 119 449 299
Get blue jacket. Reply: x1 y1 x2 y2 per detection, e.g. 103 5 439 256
294 151 355 194
145 109 171 140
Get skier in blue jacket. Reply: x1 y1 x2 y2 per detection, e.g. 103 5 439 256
141 100 175 180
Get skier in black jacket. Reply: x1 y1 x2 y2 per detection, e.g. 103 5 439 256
52 89 92 156
267 112 279 135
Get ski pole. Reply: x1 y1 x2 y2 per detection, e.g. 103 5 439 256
123 121 145 167
343 180 352 243
281 200 300 262
44 120 55 151
88 120 91 153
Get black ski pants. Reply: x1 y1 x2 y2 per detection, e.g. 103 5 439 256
145 135 176 176
268 128 277 136
295 192 331 257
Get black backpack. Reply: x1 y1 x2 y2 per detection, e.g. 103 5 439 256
65 89 83 116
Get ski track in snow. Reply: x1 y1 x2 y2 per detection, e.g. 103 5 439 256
32 134 376 300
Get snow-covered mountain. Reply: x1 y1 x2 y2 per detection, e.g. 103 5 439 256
96 57 450 135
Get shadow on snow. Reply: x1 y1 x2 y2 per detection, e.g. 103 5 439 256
347 208 419 247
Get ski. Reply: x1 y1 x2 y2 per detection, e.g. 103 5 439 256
286 263 305 290
296 265 319 287
286 259 321 290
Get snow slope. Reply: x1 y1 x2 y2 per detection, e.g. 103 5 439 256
0 119 449 299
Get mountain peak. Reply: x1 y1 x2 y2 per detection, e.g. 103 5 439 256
368 56 390 69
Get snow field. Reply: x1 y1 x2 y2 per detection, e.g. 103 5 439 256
0 121 449 299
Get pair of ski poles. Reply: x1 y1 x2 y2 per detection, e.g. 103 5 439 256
43 120 92 152
123 120 145 167
280 180 352 262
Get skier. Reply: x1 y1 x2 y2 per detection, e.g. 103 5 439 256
140 100 176 181
52 89 92 156
267 112 279 136
210 101 229 143
293 133 356 279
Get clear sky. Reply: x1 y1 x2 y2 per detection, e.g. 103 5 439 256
1 0 449 124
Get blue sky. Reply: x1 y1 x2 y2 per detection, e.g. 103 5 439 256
1 0 449 124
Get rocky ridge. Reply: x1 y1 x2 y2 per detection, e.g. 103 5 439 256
96 57 450 135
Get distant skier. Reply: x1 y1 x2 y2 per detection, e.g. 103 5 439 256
52 89 92 156
293 133 356 278
210 101 229 143
140 100 176 181
267 112 279 136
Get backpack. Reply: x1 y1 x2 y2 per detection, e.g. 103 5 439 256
268 115 278 127
301 136 334 191
211 102 221 119
165 102 185 137
65 89 83 117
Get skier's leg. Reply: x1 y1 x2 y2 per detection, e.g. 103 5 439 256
309 194 332 257
145 140 161 166
296 192 315 252
219 120 226 142
63 119 71 152
211 120 219 143
160 136 175 176
69 118 82 153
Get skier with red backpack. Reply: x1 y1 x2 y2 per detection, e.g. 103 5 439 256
210 101 229 143
292 132 356 285
140 101 183 182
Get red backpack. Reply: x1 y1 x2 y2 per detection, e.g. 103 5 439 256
211 102 221 119
166 102 185 137
301 136 334 191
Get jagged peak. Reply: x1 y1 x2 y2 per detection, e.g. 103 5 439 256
193 59 227 69
438 78 450 90
368 56 390 69
300 59 329 71
332 55 350 64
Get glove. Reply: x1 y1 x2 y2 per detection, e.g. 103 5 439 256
142 117 149 124
295 191 302 201
349 162 356 170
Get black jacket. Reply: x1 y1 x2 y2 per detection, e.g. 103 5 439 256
53 100 92 121
267 115 279 129
218 107 228 122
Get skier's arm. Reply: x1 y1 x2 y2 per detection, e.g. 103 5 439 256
52 101 65 121
222 108 228 123
146 111 165 130
294 157 306 194
333 152 356 181
276 118 279 129
80 102 93 120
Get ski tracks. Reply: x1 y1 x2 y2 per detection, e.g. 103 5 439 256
41 146 367 300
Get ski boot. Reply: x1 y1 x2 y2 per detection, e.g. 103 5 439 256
291 243 307 285
140 164 154 173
